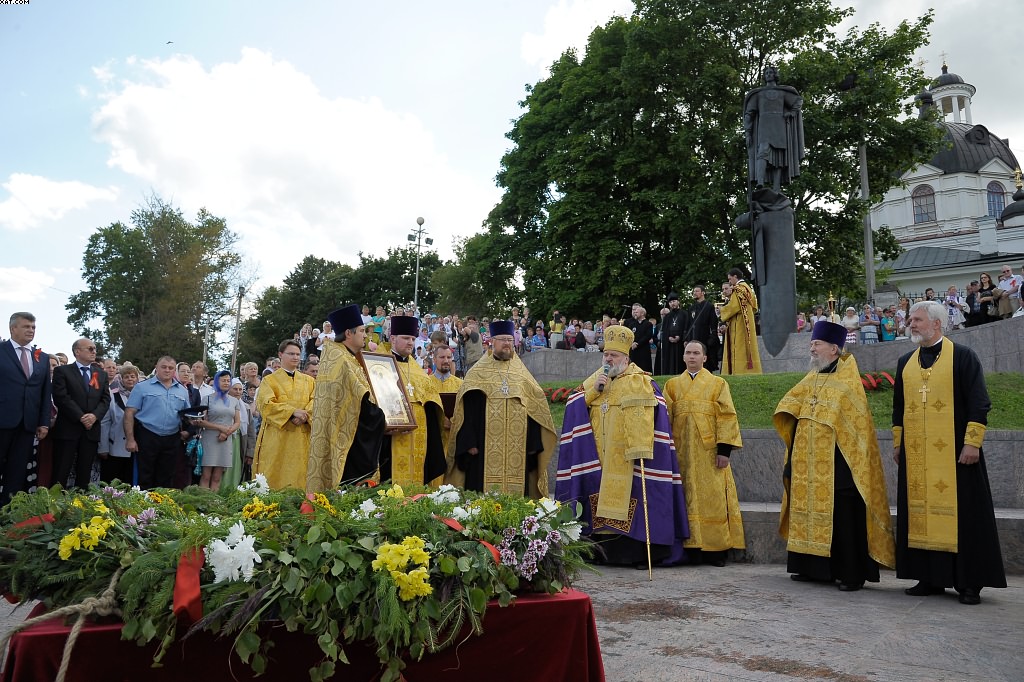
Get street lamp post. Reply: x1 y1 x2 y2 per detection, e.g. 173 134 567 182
408 217 433 317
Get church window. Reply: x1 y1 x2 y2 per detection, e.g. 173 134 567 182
912 185 936 224
987 181 1006 217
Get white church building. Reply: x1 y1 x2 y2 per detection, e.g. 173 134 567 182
871 64 1023 297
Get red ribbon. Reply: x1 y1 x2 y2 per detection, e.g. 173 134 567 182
89 371 100 390
300 493 316 515
172 548 205 623
435 516 501 565
6 513 55 539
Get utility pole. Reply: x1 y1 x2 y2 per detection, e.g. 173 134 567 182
231 286 244 375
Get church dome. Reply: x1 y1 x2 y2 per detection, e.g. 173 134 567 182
1002 186 1024 223
928 123 1019 175
934 64 965 87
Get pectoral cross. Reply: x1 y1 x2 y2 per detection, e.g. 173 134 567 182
500 378 509 396
919 383 929 404
601 402 609 415
808 396 818 413
406 381 414 398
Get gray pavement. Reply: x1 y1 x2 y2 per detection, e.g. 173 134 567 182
578 564 1024 682
2 563 1020 681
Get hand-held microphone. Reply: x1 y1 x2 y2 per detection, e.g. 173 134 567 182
597 364 611 392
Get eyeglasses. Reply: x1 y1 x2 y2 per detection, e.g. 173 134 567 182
82 346 96 351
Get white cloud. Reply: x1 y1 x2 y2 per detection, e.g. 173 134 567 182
0 267 56 303
0 174 119 231
521 0 633 75
90 48 498 284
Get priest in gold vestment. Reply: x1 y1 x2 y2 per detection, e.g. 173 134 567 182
306 305 386 492
664 340 744 566
893 301 1005 605
446 321 555 497
720 268 762 375
379 315 446 487
252 339 315 490
554 325 688 566
774 320 894 591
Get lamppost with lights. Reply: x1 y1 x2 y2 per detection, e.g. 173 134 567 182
408 217 433 317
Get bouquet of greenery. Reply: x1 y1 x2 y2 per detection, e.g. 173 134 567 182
0 480 591 681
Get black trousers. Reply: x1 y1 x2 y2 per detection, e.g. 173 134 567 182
100 455 135 486
53 434 99 489
135 423 182 489
0 426 33 505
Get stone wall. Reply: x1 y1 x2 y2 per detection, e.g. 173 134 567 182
762 314 1024 373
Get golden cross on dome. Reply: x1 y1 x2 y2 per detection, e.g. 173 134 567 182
1013 166 1022 190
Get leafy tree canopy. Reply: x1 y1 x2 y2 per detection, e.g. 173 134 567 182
479 0 941 319
66 195 243 371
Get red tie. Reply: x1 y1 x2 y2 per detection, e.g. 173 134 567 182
19 347 31 379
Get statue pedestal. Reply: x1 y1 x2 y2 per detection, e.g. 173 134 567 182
755 207 796 357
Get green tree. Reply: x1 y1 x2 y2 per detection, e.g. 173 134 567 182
345 246 442 314
66 196 243 370
237 256 354 364
479 0 941 319
433 234 519 317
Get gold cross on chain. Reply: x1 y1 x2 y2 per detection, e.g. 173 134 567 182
919 383 929 404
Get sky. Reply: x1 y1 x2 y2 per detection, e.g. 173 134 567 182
2 0 1022 361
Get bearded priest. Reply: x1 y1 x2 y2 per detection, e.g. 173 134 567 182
555 325 688 567
445 320 556 498
893 301 1005 605
774 320 895 591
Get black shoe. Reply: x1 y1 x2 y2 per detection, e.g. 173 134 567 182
790 573 814 582
838 582 863 592
904 581 945 596
958 588 981 605
708 558 726 567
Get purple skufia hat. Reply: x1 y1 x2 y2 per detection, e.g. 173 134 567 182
389 316 419 337
811 320 847 349
489 320 515 337
327 304 363 333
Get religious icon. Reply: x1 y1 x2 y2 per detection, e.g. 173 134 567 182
358 352 417 433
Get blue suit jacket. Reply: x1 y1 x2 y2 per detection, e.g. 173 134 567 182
0 343 52 432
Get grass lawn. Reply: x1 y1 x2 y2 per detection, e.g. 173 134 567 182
542 371 1024 433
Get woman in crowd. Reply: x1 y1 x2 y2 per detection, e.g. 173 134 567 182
98 363 139 485
977 272 998 322
219 378 249 491
531 326 548 350
841 307 861 345
298 323 313 365
944 285 968 330
372 306 386 345
197 370 241 490
895 297 910 336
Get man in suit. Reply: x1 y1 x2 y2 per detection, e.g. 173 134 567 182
51 338 110 489
0 312 52 505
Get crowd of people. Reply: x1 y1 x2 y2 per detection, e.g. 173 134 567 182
798 264 1024 344
0 277 1008 605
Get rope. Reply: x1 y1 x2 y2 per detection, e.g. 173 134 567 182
0 567 123 682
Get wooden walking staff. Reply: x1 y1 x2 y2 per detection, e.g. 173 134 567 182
639 457 653 581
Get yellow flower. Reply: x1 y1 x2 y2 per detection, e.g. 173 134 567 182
57 516 114 560
378 483 405 499
312 493 337 516
392 567 433 601
146 491 171 506
493 503 502 513
71 498 85 509
58 531 81 560
241 496 280 520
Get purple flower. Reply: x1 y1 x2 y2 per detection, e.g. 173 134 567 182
520 515 539 537
502 527 516 542
547 530 562 545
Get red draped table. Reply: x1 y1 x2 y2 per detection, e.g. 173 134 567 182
3 589 604 682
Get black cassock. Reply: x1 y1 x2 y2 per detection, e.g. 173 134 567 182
656 308 688 375
893 341 1006 591
453 390 544 495
685 300 720 372
623 317 653 373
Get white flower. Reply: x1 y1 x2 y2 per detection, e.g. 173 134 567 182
535 498 560 517
237 473 271 496
427 484 461 505
225 520 246 546
209 523 262 583
561 522 582 542
450 506 479 521
350 498 378 519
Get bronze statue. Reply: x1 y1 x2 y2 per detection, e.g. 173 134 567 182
744 65 805 193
